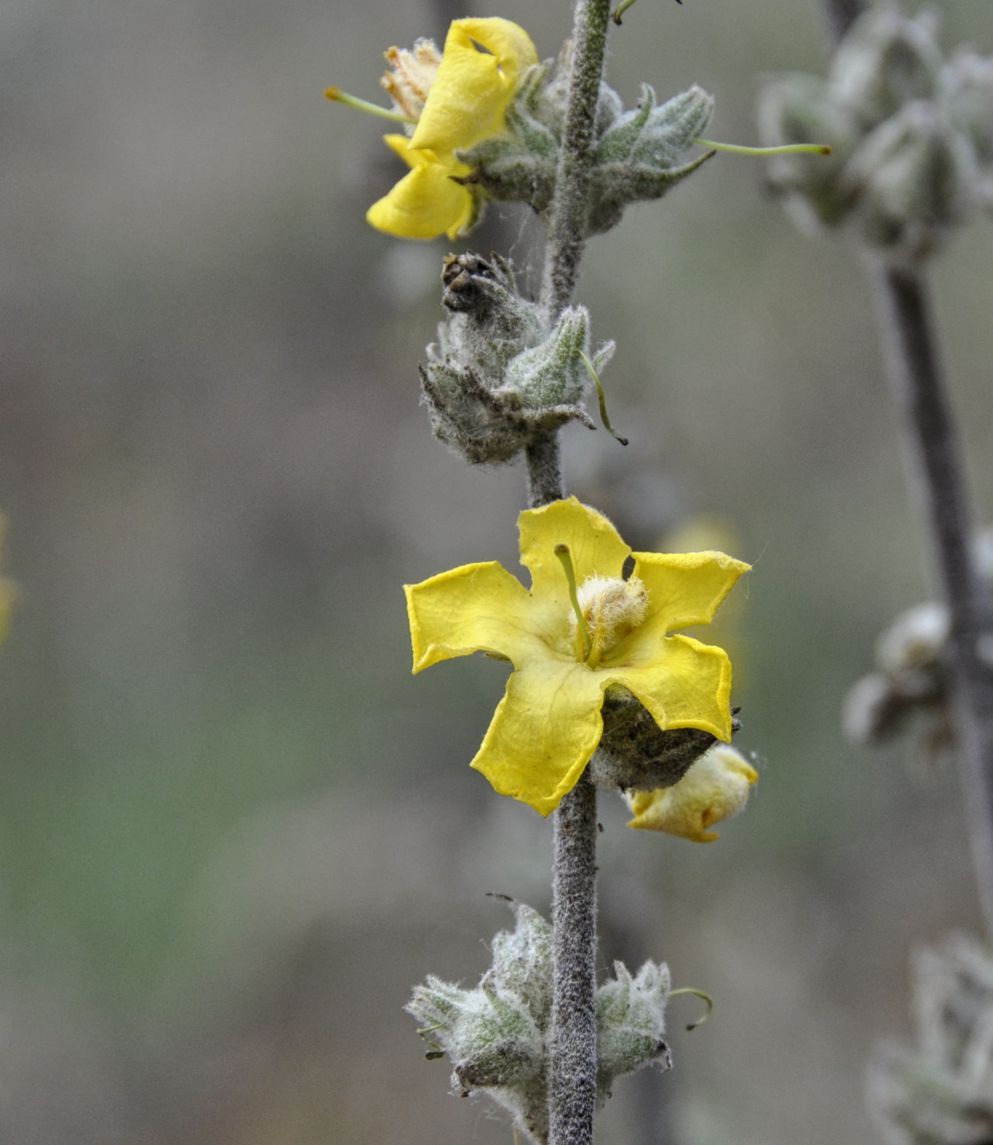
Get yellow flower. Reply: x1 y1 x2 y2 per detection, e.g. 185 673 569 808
367 18 539 240
0 517 15 644
625 745 759 842
404 498 749 816
367 136 477 240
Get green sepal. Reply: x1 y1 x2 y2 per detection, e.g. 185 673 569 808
588 84 715 233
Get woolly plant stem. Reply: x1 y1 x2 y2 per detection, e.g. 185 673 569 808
527 2 612 1142
526 0 611 510
540 0 610 320
869 263 993 936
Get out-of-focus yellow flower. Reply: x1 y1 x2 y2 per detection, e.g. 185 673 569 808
404 498 748 816
366 18 538 240
663 515 747 681
0 518 15 644
625 745 758 841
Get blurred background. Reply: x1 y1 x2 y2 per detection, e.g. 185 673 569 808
2 0 992 1141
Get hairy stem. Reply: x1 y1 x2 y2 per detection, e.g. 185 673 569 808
525 434 566 508
540 0 611 321
549 773 599 1145
524 3 612 1143
869 263 993 935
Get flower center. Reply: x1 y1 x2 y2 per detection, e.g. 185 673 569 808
381 39 442 125
574 576 647 667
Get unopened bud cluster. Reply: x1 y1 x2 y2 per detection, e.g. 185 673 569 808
421 253 612 464
407 901 672 1144
759 7 993 262
464 49 715 236
843 527 993 758
867 933 993 1145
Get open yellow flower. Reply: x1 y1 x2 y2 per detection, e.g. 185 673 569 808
367 136 476 240
367 17 539 240
404 498 749 816
625 745 759 841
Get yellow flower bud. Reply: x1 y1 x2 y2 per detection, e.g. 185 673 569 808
625 745 758 841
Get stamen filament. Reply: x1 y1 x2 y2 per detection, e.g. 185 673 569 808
667 987 714 1031
555 544 592 662
579 350 629 447
695 138 832 157
324 87 417 125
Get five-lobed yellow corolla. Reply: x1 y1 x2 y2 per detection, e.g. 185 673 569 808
405 497 749 816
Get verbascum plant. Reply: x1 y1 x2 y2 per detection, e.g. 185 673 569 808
324 4 822 1139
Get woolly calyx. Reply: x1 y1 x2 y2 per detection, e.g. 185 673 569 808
759 7 993 264
942 49 993 167
420 253 610 465
407 901 674 1145
590 84 716 234
758 75 860 228
828 7 942 129
843 600 955 755
597 960 672 1100
460 64 559 214
589 685 729 792
465 60 716 236
843 525 993 757
846 101 978 262
867 933 993 1145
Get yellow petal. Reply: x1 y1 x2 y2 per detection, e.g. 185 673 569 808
367 135 474 240
410 17 539 153
626 746 758 841
471 661 606 816
405 561 543 672
610 634 734 741
519 497 631 611
630 550 750 634
0 579 14 643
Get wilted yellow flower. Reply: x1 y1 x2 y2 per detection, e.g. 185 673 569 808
404 498 748 815
626 745 759 841
367 18 538 240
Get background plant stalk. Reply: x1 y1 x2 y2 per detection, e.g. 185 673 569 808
822 0 993 936
870 262 993 935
